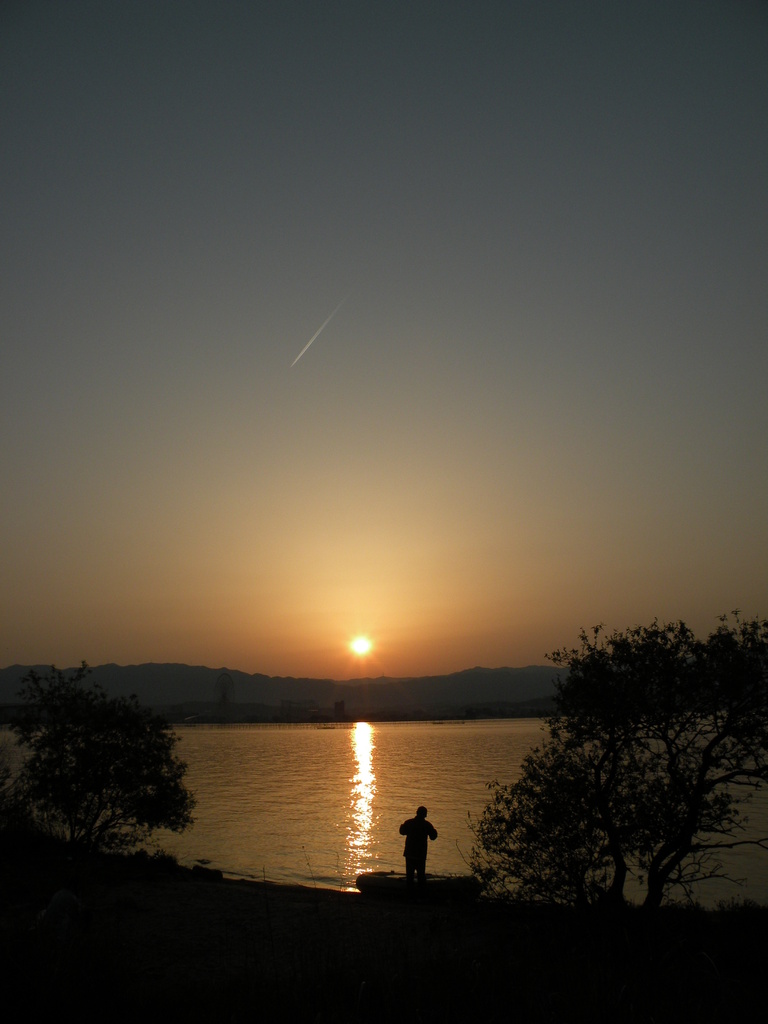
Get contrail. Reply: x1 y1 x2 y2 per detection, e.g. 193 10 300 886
290 294 349 368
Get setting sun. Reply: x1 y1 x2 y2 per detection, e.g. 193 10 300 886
350 636 372 656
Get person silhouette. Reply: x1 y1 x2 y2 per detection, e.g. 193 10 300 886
399 805 437 890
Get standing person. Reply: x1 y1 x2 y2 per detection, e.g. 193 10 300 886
399 805 438 890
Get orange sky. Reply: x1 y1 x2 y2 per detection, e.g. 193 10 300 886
2 3 766 679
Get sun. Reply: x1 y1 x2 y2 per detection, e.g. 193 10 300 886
350 636 372 656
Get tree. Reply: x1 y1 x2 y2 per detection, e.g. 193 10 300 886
470 734 615 907
470 615 768 909
12 663 195 852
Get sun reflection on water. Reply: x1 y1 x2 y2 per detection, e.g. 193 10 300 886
346 721 376 881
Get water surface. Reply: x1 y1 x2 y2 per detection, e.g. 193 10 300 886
158 719 768 905
158 719 542 889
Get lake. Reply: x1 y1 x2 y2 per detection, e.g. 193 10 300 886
156 719 541 890
155 719 768 906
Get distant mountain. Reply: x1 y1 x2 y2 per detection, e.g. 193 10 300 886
0 662 558 716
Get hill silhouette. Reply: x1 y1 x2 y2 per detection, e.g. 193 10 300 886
0 663 556 720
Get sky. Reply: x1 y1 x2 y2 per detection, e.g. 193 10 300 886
2 1 766 680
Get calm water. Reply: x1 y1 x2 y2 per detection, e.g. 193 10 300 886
156 719 768 905
156 719 541 890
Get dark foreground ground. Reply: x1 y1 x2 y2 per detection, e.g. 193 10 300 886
2 835 767 1023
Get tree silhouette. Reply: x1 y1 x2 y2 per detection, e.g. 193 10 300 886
471 615 768 909
12 663 195 852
